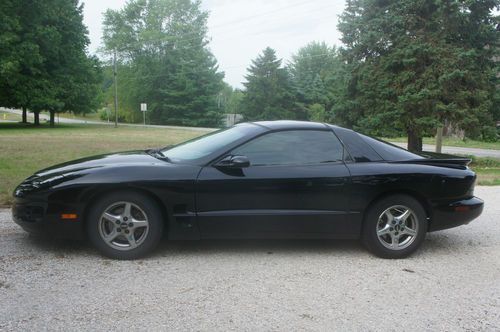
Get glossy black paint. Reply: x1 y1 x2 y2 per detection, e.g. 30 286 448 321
12 121 483 241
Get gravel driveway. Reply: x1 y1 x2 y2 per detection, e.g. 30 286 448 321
1 186 499 331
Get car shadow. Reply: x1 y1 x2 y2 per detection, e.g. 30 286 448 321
153 238 365 258
19 230 480 260
23 234 89 255
22 234 366 259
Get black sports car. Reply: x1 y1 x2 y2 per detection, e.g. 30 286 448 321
12 121 483 259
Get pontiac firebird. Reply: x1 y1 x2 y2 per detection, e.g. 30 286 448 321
12 121 483 259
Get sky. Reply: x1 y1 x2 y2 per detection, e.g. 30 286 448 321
82 0 346 88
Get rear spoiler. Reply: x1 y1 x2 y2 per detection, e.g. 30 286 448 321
398 158 471 167
393 152 471 167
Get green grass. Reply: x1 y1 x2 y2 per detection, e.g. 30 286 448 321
0 110 104 124
46 111 103 122
0 110 22 122
0 123 204 206
468 156 500 186
386 136 500 150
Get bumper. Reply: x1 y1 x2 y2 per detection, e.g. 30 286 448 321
429 196 484 232
12 199 85 240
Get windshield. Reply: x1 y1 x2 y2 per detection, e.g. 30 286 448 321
161 125 250 162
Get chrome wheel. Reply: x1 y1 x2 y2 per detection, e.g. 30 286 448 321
376 205 418 250
98 201 149 251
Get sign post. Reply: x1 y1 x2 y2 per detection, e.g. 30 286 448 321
140 103 147 126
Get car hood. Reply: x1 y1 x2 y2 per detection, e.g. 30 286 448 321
35 151 163 178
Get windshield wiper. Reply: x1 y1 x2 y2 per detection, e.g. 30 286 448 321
146 148 170 162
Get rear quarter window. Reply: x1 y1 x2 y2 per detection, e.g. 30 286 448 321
359 134 424 161
332 127 383 162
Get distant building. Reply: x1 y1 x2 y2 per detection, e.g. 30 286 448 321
223 113 243 127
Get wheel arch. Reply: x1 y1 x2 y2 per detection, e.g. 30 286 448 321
362 189 432 228
82 186 170 235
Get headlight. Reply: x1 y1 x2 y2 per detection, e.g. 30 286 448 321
31 175 66 189
14 174 67 197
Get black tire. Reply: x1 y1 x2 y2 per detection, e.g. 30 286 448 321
362 194 427 259
87 191 164 260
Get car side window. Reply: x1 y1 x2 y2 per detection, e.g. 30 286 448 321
232 130 344 166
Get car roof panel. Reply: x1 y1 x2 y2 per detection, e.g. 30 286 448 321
251 120 328 130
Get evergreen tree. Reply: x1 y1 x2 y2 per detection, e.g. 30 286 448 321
289 42 346 122
241 47 300 121
218 83 244 116
338 0 499 151
102 0 224 127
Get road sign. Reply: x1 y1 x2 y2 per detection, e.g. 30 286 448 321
140 103 147 125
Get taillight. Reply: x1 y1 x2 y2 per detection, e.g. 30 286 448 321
466 175 476 197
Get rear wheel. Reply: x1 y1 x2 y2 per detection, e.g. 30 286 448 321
87 192 163 260
362 194 427 259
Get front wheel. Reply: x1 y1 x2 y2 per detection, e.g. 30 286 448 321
362 195 427 259
87 192 163 260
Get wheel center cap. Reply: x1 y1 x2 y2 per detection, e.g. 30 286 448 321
120 223 128 229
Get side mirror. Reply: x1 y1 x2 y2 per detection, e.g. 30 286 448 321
216 155 250 168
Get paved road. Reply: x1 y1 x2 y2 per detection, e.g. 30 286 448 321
0 186 498 331
391 142 500 158
0 108 214 132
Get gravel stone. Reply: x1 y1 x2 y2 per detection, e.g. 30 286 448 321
0 186 499 331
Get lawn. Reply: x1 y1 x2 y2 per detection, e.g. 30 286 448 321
0 123 204 206
50 111 104 122
0 110 22 122
468 157 500 186
0 123 498 207
0 110 105 123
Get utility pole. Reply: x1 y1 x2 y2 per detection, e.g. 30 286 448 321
113 49 118 128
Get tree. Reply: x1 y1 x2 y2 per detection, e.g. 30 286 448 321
217 83 244 115
102 0 224 127
0 0 102 126
288 42 344 120
0 0 46 124
37 0 102 126
241 47 300 121
338 0 499 152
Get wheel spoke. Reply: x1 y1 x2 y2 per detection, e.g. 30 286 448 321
390 233 399 248
384 211 394 223
102 212 119 223
123 202 132 218
131 219 148 229
104 229 119 243
126 232 137 249
399 209 411 222
402 227 417 237
377 224 391 236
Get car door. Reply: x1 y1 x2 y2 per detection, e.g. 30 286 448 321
195 129 355 239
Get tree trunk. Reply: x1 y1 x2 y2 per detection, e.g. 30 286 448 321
407 129 423 153
435 126 443 153
22 106 27 123
34 111 40 126
49 110 55 127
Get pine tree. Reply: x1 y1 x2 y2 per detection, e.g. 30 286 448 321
241 48 300 121
102 0 224 127
337 0 499 151
289 42 346 122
